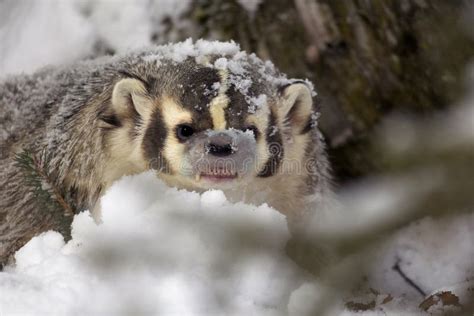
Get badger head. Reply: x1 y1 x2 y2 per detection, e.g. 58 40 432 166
102 54 317 196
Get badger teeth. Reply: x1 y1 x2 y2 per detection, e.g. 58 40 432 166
200 168 237 179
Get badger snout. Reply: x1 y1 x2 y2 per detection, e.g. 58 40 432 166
207 143 234 157
205 132 236 157
186 129 257 186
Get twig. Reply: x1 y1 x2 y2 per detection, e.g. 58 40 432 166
29 154 75 217
392 258 426 297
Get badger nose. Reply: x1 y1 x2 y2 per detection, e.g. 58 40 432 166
206 132 235 157
207 143 234 157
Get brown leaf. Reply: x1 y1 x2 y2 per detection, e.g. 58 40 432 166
345 300 376 312
419 291 462 311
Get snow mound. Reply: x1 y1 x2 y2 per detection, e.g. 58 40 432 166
0 171 304 315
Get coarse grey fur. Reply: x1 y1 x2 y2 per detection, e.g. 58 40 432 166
0 44 332 266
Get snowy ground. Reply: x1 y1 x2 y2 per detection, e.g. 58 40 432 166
0 172 304 315
0 1 473 315
1 171 472 315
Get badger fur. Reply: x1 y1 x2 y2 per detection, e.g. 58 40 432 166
0 40 331 265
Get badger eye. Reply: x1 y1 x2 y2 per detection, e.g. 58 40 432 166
243 125 259 138
176 124 195 141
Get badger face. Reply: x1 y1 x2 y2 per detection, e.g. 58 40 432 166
104 57 315 194
175 127 259 189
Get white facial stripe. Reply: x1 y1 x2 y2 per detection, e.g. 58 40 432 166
161 96 193 127
246 105 270 133
246 110 271 173
161 96 193 173
209 69 230 130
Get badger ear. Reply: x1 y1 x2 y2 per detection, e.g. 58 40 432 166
111 78 152 118
278 82 314 134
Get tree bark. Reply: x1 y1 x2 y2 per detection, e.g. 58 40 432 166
187 0 474 182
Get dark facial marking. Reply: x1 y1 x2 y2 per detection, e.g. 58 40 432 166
142 108 171 174
170 62 219 132
258 109 284 178
224 85 249 129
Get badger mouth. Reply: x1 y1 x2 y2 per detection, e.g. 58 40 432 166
196 168 238 182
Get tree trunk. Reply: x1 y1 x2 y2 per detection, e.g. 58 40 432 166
187 0 474 182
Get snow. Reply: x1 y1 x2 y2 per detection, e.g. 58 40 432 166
248 94 268 113
288 283 338 316
1 1 473 315
143 38 241 64
81 0 154 53
371 215 474 295
2 171 472 315
0 172 305 315
0 0 94 76
0 0 192 77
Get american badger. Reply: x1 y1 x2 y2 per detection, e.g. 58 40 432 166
0 40 331 265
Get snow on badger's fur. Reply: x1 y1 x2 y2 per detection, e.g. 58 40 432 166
0 39 331 265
